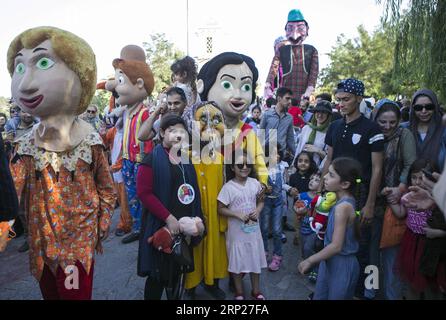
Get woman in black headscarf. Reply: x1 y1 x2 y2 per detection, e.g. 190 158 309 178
409 89 446 172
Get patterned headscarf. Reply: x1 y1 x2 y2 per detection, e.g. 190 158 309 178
336 78 365 97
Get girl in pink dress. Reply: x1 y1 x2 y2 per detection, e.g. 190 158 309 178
217 152 267 300
387 159 446 299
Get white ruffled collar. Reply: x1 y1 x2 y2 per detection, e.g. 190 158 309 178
16 130 104 172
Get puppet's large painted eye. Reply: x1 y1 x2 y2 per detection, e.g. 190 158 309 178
241 84 252 92
36 57 55 70
221 81 233 90
15 63 26 75
118 76 125 84
213 116 221 125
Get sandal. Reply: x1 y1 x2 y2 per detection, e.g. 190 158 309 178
268 254 283 272
251 291 266 300
234 294 245 300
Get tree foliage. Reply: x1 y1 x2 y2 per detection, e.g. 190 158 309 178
0 97 11 117
318 25 397 99
143 33 184 97
91 90 112 114
378 0 446 102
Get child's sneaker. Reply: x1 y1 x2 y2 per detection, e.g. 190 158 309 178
268 255 283 272
280 233 287 244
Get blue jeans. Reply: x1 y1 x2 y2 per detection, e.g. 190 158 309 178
381 245 402 300
284 194 294 222
301 232 319 274
356 216 383 299
122 159 142 232
260 197 283 256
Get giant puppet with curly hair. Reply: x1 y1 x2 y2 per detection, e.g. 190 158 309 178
265 9 319 104
7 26 116 300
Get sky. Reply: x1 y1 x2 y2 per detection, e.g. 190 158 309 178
0 0 385 99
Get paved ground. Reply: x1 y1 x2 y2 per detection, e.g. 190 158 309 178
0 207 314 300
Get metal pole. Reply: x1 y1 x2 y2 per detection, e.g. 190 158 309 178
186 0 189 55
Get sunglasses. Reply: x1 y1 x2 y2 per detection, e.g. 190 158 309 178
413 104 435 112
87 110 96 114
236 163 253 170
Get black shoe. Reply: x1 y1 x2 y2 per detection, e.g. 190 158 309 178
122 231 140 244
293 236 300 246
184 288 196 300
204 284 226 300
18 240 29 253
115 228 126 237
307 292 314 300
283 223 296 232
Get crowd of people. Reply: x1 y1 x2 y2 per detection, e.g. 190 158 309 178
1 22 446 302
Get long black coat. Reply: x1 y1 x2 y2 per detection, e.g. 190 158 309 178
0 134 18 222
137 145 204 279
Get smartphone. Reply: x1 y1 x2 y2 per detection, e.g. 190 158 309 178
422 169 436 182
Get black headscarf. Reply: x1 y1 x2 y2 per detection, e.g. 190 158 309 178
409 89 444 171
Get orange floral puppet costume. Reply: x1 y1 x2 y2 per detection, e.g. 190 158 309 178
7 26 116 300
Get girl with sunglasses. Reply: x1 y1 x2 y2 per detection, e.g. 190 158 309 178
408 89 446 172
217 151 267 300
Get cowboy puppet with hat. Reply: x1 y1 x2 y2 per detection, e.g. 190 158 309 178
265 9 319 104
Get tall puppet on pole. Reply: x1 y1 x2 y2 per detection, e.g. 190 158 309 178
105 45 155 244
265 9 319 104
8 26 116 300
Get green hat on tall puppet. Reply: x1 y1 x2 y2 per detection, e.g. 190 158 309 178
287 9 308 26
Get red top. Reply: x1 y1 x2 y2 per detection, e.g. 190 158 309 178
136 164 171 221
123 105 153 162
288 106 305 128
